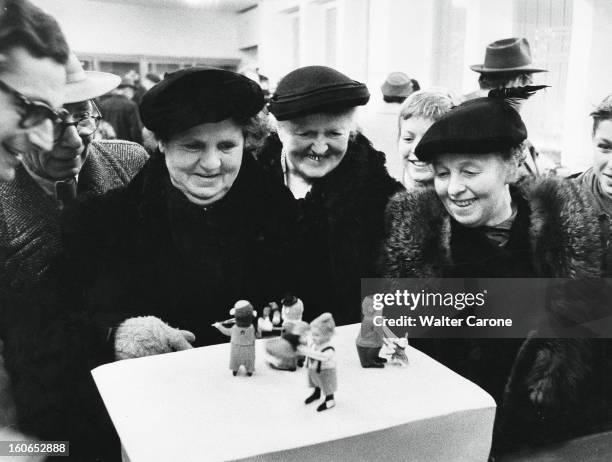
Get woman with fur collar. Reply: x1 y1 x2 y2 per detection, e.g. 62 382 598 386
381 91 605 454
257 66 403 326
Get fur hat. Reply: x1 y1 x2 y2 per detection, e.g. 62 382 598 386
269 66 369 121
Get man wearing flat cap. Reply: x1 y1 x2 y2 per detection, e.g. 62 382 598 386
257 65 402 326
468 37 549 180
0 53 148 291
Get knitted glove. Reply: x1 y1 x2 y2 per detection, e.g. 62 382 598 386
114 316 196 360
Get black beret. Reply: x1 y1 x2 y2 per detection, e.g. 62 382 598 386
269 66 370 121
139 67 264 139
415 97 527 162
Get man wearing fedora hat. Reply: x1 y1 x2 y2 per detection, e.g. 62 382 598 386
98 74 144 144
469 37 549 179
0 52 148 291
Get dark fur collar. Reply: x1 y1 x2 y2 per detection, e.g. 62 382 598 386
256 132 401 212
383 176 602 278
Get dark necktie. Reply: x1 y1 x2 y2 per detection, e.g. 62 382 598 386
56 177 77 206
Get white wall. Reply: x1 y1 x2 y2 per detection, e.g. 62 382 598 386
33 0 240 59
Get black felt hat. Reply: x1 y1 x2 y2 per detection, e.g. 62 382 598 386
139 67 264 139
268 66 370 121
414 97 527 162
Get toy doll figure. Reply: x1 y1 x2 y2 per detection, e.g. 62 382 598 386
281 294 304 329
213 300 256 376
265 320 309 371
300 313 337 412
356 296 386 368
385 334 409 367
257 305 274 338
270 302 282 327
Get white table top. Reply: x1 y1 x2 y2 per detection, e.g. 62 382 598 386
92 324 496 462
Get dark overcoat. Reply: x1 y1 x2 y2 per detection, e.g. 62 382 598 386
65 150 298 349
256 132 403 326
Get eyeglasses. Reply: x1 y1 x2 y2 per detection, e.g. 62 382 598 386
0 78 68 128
53 101 103 142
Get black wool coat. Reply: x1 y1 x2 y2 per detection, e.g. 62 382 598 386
256 133 403 326
64 150 298 351
382 176 611 452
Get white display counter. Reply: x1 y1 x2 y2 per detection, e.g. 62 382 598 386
92 324 496 462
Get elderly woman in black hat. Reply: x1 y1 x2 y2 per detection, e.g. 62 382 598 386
65 67 297 357
381 92 606 453
257 66 402 326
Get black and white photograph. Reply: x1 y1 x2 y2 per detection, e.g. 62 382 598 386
1 0 612 460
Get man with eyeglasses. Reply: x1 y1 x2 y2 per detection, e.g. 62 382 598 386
0 0 69 182
1 53 148 290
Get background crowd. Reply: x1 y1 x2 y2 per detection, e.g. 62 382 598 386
1 1 612 461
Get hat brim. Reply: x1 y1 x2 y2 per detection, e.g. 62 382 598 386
64 71 121 104
469 64 548 73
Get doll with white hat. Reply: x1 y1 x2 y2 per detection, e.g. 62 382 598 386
213 300 257 376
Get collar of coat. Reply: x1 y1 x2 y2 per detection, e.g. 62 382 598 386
383 176 603 279
115 149 296 245
256 132 401 206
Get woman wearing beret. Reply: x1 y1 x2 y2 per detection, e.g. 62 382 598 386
257 66 403 326
65 68 297 357
381 91 606 453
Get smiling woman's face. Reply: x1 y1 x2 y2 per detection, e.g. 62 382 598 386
161 118 244 207
433 152 513 227
593 119 612 200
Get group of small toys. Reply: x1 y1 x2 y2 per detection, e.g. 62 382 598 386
212 294 409 412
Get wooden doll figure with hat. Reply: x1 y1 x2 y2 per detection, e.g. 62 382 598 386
213 300 257 376
356 296 386 368
299 313 337 412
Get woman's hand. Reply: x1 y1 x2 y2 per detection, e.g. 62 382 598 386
114 316 196 360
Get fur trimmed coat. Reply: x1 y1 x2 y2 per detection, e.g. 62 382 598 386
381 177 611 452
256 133 403 325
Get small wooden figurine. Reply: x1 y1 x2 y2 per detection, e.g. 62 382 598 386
213 300 256 376
384 334 409 367
356 296 386 368
299 313 337 412
265 320 309 371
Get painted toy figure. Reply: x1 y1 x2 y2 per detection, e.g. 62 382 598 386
270 302 282 327
356 296 386 368
384 334 409 367
265 320 309 371
213 300 257 376
257 305 274 338
281 294 304 329
299 313 337 412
